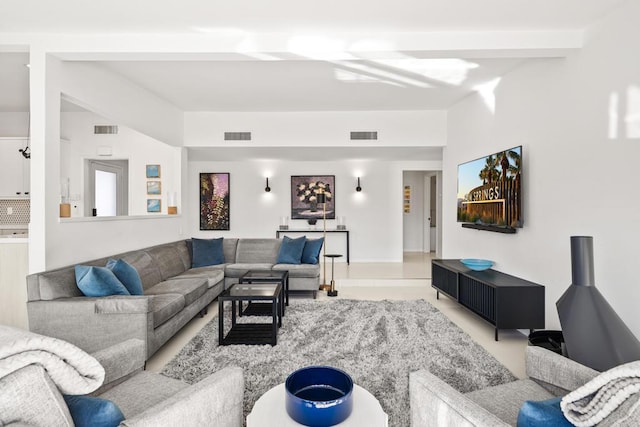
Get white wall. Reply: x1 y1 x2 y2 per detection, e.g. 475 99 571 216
60 112 181 217
28 52 187 271
185 111 446 147
189 158 441 262
61 62 184 147
0 112 29 136
443 0 640 338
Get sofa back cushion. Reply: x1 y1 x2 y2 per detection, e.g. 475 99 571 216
119 251 163 291
222 238 239 263
145 244 188 281
236 239 281 264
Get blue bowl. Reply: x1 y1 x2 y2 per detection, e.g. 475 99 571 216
285 366 354 427
460 258 494 271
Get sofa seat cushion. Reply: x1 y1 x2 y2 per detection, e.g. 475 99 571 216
225 263 274 278
149 294 185 328
98 371 188 419
176 267 225 289
145 278 208 306
466 379 554 425
272 263 320 278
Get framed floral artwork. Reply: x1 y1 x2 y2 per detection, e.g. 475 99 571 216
200 173 230 230
291 175 335 219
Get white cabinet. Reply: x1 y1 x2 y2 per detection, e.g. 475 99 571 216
0 138 30 197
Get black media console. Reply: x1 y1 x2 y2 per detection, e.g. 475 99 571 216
431 259 545 341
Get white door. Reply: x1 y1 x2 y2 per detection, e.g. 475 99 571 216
85 160 128 216
423 175 431 253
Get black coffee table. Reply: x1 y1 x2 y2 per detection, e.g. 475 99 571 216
239 269 290 308
218 282 283 346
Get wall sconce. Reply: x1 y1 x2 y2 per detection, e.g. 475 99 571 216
265 177 271 192
355 177 362 192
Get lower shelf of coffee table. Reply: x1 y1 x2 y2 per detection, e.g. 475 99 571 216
241 302 276 316
221 324 276 345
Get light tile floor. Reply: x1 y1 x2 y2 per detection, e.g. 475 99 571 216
147 252 528 378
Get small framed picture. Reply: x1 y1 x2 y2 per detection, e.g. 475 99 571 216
146 164 161 178
147 199 161 213
147 181 161 195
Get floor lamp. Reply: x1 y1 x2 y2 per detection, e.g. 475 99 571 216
316 192 330 291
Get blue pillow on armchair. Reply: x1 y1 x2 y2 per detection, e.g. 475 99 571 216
302 237 324 264
75 265 130 297
517 397 573 427
191 237 225 267
276 236 307 264
63 394 125 427
106 258 143 295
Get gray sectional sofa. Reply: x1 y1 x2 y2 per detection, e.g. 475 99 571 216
26 238 320 359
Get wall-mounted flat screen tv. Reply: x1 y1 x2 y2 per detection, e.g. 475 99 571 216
457 145 522 233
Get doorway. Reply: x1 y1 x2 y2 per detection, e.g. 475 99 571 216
402 171 440 256
85 159 128 216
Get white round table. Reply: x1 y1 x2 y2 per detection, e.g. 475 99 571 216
247 383 388 427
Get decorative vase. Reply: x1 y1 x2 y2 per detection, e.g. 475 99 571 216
309 200 318 212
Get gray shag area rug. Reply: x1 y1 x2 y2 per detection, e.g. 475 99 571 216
162 299 516 427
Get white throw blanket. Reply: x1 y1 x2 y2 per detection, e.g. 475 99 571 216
561 360 640 426
0 325 105 394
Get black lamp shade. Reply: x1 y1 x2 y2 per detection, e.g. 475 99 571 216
316 193 326 204
556 236 640 371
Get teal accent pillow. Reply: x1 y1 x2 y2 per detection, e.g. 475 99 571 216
63 395 125 427
74 265 130 297
302 237 324 264
277 236 307 264
517 397 573 427
106 258 143 295
191 237 225 267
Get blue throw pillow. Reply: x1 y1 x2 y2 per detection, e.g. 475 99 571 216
106 258 144 295
302 237 324 264
74 265 130 297
276 236 307 264
517 397 573 427
191 237 225 268
63 394 125 427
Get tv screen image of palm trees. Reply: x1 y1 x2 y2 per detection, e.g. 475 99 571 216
457 146 522 228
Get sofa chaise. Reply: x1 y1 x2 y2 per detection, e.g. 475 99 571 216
26 237 321 359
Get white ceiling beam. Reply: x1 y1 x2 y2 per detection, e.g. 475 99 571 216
1 30 583 60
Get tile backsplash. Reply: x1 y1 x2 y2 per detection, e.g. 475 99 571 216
0 199 30 225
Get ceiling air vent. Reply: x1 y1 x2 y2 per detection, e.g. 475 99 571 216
224 132 252 141
94 125 118 135
350 131 378 141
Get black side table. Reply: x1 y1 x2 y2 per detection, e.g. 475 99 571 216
324 254 342 297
